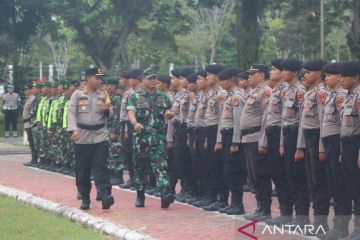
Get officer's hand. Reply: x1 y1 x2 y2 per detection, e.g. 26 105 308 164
230 144 238 154
319 152 326 162
214 142 222 152
279 145 284 158
110 133 118 141
71 131 80 142
167 142 173 150
164 110 174 119
124 131 129 140
294 149 304 162
134 123 144 132
258 146 267 155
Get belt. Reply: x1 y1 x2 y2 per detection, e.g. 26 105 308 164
241 126 261 136
23 117 32 123
341 135 360 143
265 126 281 134
282 125 298 135
4 107 17 110
303 128 320 137
77 123 105 130
220 127 234 135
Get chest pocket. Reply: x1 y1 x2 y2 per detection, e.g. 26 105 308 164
136 102 150 121
271 96 281 113
78 97 89 113
304 99 315 117
180 98 189 111
209 97 218 114
284 98 296 118
324 105 336 123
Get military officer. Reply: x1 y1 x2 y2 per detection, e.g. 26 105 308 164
23 83 37 166
67 67 114 210
127 67 175 209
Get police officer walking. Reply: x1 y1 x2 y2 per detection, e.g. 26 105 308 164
67 67 114 210
2 83 20 137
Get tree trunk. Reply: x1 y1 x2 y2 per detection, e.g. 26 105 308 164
347 0 360 60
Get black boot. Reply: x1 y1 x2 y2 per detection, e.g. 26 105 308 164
226 193 245 215
161 188 175 209
119 179 133 189
244 200 262 220
266 206 293 226
80 194 90 210
76 191 82 200
100 189 114 210
251 200 271 222
135 190 145 208
96 189 102 201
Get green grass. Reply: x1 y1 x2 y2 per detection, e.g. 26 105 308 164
0 197 114 240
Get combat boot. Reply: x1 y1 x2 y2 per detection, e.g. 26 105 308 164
80 194 90 210
135 190 145 207
225 194 245 215
76 191 82 200
119 180 133 189
96 189 102 201
266 206 293 226
101 190 114 210
161 188 175 209
244 200 262 220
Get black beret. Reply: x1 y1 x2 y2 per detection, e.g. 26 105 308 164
205 64 225 75
24 82 33 89
187 73 198 83
219 68 239 81
157 75 171 85
271 59 284 70
85 67 104 77
236 68 244 74
127 68 143 79
171 69 181 78
238 71 250 80
323 63 342 75
120 70 131 79
282 59 303 72
303 60 328 71
103 77 118 85
197 70 207 78
340 61 360 77
179 68 195 78
248 64 268 74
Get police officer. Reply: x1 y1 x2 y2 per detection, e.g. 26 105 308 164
319 62 351 240
300 60 329 231
127 67 175 209
23 82 37 166
217 68 246 215
67 67 114 210
338 61 360 240
280 59 309 226
241 64 272 222
2 83 20 137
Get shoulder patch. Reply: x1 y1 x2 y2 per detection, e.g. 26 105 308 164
335 94 345 109
317 90 327 105
296 91 305 105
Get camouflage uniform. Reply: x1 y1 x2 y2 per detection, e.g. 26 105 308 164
107 93 124 171
62 100 76 168
36 96 49 161
31 93 43 160
127 89 172 191
47 95 61 165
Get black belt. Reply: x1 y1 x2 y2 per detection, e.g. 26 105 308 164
303 128 320 137
77 123 105 130
23 117 32 123
241 126 261 136
265 126 281 135
282 125 298 135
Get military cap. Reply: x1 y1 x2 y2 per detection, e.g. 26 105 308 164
7 83 14 89
197 70 207 78
271 59 284 70
127 68 143 79
205 64 225 75
157 75 171 85
323 63 342 75
171 69 181 78
143 67 157 79
248 64 268 74
103 77 118 86
303 60 328 71
70 80 79 86
282 59 303 72
85 67 104 77
238 71 250 80
219 68 239 81
187 73 198 83
180 68 195 78
339 61 360 77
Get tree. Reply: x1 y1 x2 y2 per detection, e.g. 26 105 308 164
347 0 360 59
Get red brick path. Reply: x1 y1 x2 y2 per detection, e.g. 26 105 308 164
0 155 315 240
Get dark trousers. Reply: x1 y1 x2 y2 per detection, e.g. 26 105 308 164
4 109 17 132
283 126 309 216
304 129 330 217
341 136 360 226
174 124 193 191
194 127 208 196
166 146 177 193
25 128 37 163
323 135 352 228
243 141 272 202
206 125 227 201
265 126 289 207
188 128 198 193
222 129 246 204
122 122 134 181
75 141 111 197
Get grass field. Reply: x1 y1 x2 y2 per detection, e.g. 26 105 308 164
0 197 114 240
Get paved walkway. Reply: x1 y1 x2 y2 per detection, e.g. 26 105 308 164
0 152 317 240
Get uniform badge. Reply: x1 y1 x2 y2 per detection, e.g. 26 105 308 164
296 91 305 105
81 105 88 111
335 95 345 109
318 90 327 105
232 96 240 107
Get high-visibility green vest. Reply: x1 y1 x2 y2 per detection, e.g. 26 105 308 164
63 101 69 129
36 97 46 123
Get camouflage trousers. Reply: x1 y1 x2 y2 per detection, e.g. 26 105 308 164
32 125 41 153
132 136 170 191
38 126 50 160
48 127 59 164
107 137 124 172
61 128 75 167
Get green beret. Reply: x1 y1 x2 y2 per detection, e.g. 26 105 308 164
43 81 53 87
58 79 71 89
33 82 43 88
103 77 119 86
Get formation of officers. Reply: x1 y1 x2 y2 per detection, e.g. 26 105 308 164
21 58 360 240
